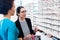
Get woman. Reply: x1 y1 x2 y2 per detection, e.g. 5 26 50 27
0 0 19 40
15 6 37 40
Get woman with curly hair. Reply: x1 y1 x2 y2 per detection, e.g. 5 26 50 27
0 0 19 40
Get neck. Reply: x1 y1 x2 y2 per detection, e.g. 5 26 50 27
4 14 11 19
19 17 25 21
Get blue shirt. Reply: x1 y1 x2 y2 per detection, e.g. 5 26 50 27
0 18 19 40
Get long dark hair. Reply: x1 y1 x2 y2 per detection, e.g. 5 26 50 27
16 6 24 16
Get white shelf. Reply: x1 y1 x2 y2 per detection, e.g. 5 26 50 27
19 0 60 39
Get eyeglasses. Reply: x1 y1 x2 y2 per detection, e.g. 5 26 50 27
21 10 26 13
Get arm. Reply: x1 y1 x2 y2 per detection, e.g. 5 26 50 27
28 18 39 34
28 18 35 34
15 21 24 38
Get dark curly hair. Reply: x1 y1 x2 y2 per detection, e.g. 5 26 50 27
0 0 14 15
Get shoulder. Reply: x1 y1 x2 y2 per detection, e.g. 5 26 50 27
0 18 14 24
3 18 15 27
25 18 31 21
6 19 15 25
7 19 16 29
0 18 16 29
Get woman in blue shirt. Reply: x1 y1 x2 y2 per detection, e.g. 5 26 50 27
0 0 19 40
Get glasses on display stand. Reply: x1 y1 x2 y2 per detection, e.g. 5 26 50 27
34 35 41 40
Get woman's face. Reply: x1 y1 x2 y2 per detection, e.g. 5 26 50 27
18 8 26 19
9 3 15 16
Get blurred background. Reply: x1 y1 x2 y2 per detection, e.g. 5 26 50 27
0 0 60 39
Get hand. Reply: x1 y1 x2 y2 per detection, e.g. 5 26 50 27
18 38 22 40
31 34 35 40
26 34 32 38
23 37 28 40
23 34 32 40
47 34 52 38
34 27 38 32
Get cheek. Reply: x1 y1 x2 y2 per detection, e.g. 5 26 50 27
20 14 24 17
11 7 15 12
12 8 15 13
19 13 22 17
11 9 15 15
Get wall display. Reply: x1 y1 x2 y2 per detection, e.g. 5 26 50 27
24 0 60 39
14 0 60 39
